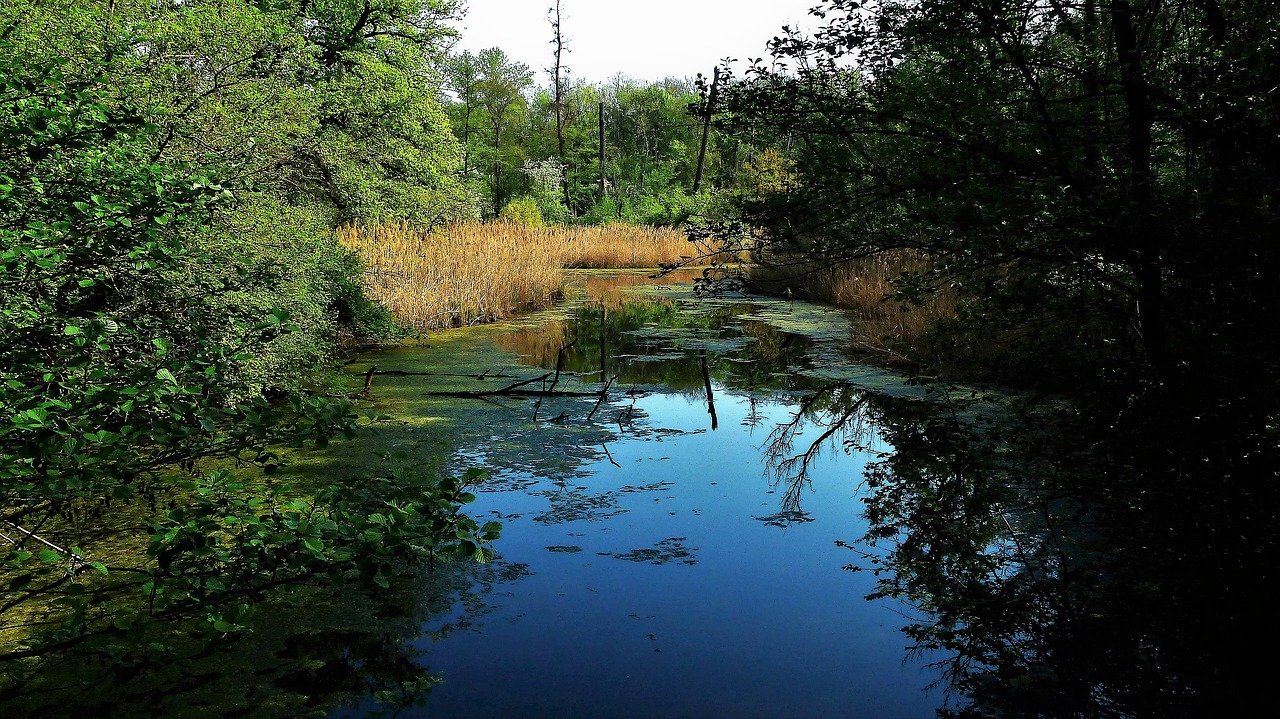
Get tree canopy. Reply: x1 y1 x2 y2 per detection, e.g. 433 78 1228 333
0 0 493 699
717 0 1280 386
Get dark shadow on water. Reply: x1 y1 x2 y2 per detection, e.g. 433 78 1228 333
767 376 1280 718
0 552 534 719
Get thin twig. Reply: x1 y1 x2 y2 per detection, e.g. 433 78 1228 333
602 443 622 468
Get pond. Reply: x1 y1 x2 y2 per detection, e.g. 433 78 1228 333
4 270 1268 718
323 270 953 718
301 264 1274 719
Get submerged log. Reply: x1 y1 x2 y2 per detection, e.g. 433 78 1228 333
355 366 517 399
421 372 607 399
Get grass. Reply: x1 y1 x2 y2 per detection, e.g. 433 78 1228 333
750 250 957 361
339 221 718 332
339 220 951 365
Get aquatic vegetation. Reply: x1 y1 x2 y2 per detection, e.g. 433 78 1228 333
750 251 957 361
339 222 725 332
596 537 699 566
338 221 567 331
277 270 960 717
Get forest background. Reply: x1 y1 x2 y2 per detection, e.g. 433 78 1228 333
2 0 1277 715
0 0 766 693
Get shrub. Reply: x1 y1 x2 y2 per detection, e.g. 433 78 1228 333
498 196 545 227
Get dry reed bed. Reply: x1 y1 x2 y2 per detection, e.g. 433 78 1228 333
553 224 711 268
752 250 957 358
339 221 709 331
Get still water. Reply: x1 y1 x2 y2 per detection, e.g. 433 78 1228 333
2 271 1266 718
331 271 949 718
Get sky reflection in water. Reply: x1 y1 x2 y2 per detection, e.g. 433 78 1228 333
336 273 948 718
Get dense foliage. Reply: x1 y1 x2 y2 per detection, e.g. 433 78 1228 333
717 0 1280 387
443 48 737 225
0 0 494 700
721 3 1280 716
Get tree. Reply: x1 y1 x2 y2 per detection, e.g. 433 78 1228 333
448 50 484 187
476 47 534 215
585 76 713 225
0 2 495 687
720 0 1280 385
1 0 472 394
548 0 573 210
720 6 1280 713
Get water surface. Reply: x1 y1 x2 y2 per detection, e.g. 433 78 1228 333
330 270 948 718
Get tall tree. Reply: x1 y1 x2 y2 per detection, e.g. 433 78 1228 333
447 49 485 198
720 0 1280 383
548 0 573 209
476 47 533 215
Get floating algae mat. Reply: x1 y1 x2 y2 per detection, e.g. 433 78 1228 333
325 270 955 719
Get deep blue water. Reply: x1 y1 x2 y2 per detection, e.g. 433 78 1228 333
329 282 950 718
407 388 945 719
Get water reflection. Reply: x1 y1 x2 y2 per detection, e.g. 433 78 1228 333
4 271 948 719
332 275 952 718
0 547 530 718
321 272 1280 718
769 376 1278 717
494 296 824 399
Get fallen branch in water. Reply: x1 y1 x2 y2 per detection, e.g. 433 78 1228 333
535 336 578 423
355 366 517 399
421 372 609 398
375 368 513 379
587 373 621 421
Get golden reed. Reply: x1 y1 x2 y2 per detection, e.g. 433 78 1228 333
752 250 957 357
338 221 709 331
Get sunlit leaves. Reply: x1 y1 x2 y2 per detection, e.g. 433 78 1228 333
0 33 497 677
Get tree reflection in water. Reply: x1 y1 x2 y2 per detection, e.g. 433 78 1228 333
0 550 530 718
768 380 1277 717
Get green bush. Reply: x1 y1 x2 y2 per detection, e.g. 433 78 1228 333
498 196 545 227
0 37 493 681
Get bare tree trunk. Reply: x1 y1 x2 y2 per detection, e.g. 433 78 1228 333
1111 0 1167 371
550 1 572 211
693 67 720 193
461 98 472 177
598 100 606 199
